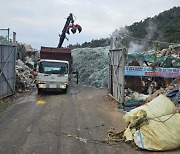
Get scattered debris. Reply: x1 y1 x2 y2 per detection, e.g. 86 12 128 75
16 59 35 92
120 78 180 112
24 57 34 69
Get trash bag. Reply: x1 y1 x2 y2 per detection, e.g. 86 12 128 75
123 95 180 151
166 87 180 104
174 92 180 104
166 87 179 97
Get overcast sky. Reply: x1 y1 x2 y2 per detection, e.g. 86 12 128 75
0 0 179 49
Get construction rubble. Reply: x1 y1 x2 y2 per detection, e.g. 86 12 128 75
115 78 180 151
16 59 35 92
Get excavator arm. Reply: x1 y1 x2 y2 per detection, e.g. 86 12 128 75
58 13 82 48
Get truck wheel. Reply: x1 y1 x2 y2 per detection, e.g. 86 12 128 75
38 88 42 95
63 88 67 94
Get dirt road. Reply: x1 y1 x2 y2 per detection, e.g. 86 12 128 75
0 84 178 154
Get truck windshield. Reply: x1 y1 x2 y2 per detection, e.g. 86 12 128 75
39 61 68 75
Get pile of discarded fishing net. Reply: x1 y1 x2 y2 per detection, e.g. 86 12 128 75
16 59 35 92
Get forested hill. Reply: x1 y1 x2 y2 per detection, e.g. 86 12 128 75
68 6 180 49
127 6 180 44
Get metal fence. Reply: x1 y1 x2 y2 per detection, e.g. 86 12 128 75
108 48 127 104
0 45 16 99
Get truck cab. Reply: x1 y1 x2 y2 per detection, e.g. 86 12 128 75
36 59 69 94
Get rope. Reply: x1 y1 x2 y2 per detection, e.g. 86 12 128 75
39 129 121 146
148 113 176 123
107 129 124 142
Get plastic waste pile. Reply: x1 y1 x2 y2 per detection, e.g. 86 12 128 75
72 46 109 88
118 89 150 112
24 57 34 69
123 78 179 109
128 45 180 68
72 46 179 93
16 59 34 92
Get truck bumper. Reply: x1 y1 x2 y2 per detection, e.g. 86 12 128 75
37 82 68 90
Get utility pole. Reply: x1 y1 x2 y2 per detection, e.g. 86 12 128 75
13 32 16 44
8 28 10 41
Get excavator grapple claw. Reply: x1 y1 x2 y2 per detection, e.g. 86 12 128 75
66 23 82 34
58 13 82 48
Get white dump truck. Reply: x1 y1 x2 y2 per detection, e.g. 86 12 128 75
36 47 72 94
